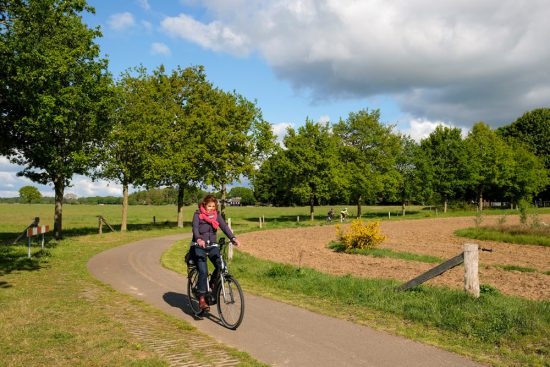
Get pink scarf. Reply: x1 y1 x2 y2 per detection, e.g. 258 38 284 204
199 206 219 229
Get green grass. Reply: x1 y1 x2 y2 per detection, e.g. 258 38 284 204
498 265 537 273
163 242 550 367
0 228 266 366
3 203 550 366
455 225 550 247
328 241 444 263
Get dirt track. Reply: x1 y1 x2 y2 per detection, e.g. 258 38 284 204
238 215 550 301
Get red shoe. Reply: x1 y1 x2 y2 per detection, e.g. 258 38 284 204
198 295 210 311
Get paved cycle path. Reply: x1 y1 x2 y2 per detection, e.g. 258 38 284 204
88 234 485 367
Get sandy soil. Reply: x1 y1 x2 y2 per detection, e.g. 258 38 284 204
238 215 550 301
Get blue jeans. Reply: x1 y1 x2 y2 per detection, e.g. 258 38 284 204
193 245 221 295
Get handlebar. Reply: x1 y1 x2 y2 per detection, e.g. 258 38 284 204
193 238 227 251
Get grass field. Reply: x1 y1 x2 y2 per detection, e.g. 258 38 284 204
2 203 549 366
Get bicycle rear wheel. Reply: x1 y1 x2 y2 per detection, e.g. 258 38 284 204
187 268 201 314
216 275 245 329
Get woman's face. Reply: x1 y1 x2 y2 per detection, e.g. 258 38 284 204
205 201 216 212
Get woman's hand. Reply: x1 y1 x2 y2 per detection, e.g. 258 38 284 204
231 238 241 247
196 238 206 248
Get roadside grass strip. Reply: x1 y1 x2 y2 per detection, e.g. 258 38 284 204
163 241 550 367
0 231 265 367
455 226 550 247
328 241 444 263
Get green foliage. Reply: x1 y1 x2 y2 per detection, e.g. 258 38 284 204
498 108 550 169
465 122 515 209
256 120 339 215
18 186 42 204
417 126 468 210
1 0 114 238
333 109 403 215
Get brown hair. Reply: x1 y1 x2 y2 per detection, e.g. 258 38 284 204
200 194 218 210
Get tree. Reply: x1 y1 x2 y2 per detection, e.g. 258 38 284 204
204 89 276 216
1 0 113 239
393 135 421 215
498 108 550 169
418 126 467 212
19 185 41 204
501 138 548 206
98 67 153 231
282 120 339 220
253 149 294 206
464 122 514 210
498 108 550 200
144 65 215 227
333 109 402 217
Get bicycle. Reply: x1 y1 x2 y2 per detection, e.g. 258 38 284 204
186 238 245 329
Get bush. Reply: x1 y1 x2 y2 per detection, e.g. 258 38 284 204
336 219 386 251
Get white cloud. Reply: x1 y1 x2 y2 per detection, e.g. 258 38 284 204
151 42 171 56
164 0 550 127
0 159 134 198
108 12 135 31
317 115 330 124
160 13 250 56
401 118 466 142
137 0 151 11
271 122 292 145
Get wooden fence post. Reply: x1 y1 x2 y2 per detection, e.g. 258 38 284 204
98 216 103 234
463 243 480 298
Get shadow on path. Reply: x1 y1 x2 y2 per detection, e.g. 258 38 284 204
163 291 225 327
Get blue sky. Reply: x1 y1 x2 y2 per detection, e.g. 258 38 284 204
2 0 549 198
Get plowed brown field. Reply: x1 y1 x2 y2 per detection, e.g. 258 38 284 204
238 215 550 300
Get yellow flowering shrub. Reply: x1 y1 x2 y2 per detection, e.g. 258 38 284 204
336 219 386 251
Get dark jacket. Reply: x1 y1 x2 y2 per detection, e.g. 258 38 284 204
192 210 235 244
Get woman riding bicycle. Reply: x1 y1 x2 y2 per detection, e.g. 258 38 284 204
191 194 240 311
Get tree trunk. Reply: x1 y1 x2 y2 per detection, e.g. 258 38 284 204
177 185 184 228
53 180 64 240
220 183 227 218
121 182 128 231
478 190 484 211
356 196 362 218
310 195 314 221
444 198 448 213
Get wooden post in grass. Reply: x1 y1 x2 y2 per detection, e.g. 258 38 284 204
398 243 483 298
464 243 480 298
259 217 263 228
98 216 103 234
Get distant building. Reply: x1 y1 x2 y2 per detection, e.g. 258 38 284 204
228 197 241 206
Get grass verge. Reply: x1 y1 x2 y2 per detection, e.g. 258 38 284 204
0 230 265 367
455 226 550 247
163 241 550 367
328 241 443 263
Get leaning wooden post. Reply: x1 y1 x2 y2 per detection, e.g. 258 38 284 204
463 243 480 298
227 218 233 260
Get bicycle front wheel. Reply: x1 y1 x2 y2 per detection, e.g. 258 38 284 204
216 275 245 329
187 268 201 314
